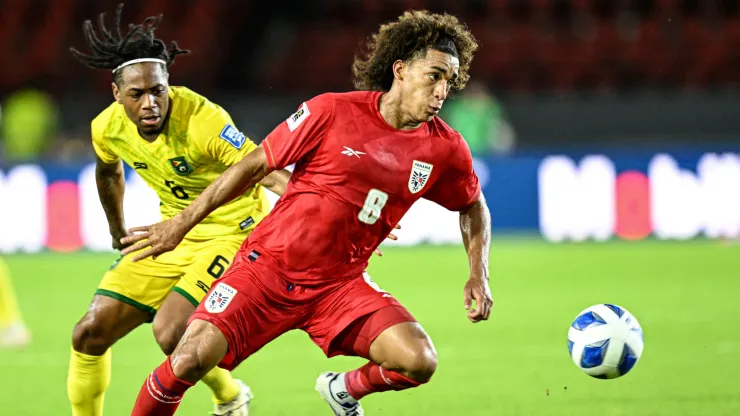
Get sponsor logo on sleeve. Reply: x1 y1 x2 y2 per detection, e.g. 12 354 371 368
286 102 310 132
219 124 247 149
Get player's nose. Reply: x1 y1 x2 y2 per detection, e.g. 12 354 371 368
141 93 157 110
434 81 449 101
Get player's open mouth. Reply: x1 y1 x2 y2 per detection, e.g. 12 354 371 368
141 115 160 126
429 106 440 114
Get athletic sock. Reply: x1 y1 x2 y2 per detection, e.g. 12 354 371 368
131 356 194 416
344 361 423 400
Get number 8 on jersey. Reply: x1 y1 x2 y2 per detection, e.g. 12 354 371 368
358 189 388 225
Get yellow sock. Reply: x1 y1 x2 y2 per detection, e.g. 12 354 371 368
0 257 23 327
67 348 111 416
201 366 240 404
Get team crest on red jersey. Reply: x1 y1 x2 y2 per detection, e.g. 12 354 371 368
205 283 237 314
408 160 433 194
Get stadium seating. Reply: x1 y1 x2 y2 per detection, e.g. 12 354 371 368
1 0 739 94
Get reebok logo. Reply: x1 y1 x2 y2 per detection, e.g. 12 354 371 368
341 146 365 158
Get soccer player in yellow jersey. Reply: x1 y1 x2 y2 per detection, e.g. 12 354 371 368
0 256 30 348
65 5 290 415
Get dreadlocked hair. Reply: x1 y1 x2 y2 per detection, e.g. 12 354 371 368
69 3 190 85
352 10 478 92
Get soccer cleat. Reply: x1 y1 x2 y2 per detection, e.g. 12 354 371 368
212 380 253 416
315 372 364 416
0 322 30 348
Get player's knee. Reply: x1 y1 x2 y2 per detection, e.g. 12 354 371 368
168 320 227 383
401 344 438 383
71 314 114 355
152 320 184 355
169 344 212 382
373 323 438 383
387 342 437 383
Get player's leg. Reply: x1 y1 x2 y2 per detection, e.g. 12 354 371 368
348 319 437 394
68 255 178 416
154 236 250 414
317 311 432 414
132 319 229 415
151 237 239 354
68 295 150 416
153 292 247 414
131 254 299 416
151 292 191 354
0 256 30 348
310 273 434 414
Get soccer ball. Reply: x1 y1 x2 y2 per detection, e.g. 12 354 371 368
567 304 644 379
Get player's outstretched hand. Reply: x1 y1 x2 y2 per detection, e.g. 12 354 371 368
463 276 493 323
374 224 401 257
119 217 188 262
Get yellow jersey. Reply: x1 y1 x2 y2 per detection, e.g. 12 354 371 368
91 86 269 240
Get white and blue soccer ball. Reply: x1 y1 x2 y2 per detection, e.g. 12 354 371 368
567 304 644 379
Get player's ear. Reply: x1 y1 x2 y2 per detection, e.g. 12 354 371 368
392 59 405 81
111 82 121 104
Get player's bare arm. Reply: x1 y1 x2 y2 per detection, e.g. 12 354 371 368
460 194 493 323
258 169 291 196
121 146 273 261
95 156 129 250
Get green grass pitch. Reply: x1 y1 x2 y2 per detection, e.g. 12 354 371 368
1 240 739 415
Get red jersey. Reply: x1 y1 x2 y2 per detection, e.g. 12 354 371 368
248 91 480 284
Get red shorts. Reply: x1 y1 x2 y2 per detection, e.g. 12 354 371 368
188 251 416 371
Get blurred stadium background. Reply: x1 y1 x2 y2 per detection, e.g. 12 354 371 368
1 0 740 415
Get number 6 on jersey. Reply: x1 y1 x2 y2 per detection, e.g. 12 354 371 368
358 189 388 225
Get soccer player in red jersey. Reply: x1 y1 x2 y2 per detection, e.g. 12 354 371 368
123 11 492 415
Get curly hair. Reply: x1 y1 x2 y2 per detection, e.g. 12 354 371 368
69 3 189 85
352 10 478 92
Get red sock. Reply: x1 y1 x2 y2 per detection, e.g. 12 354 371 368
344 361 423 400
131 357 194 416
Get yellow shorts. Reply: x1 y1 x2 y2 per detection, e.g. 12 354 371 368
95 234 245 319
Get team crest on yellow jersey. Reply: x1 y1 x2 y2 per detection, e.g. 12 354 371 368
169 156 193 176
